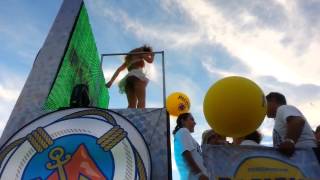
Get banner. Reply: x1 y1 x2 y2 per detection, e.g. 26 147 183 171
202 145 320 180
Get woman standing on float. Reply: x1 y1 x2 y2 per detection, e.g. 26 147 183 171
106 45 154 108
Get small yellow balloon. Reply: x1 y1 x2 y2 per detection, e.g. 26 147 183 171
203 76 266 138
166 92 190 116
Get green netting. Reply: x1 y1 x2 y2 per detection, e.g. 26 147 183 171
44 5 109 110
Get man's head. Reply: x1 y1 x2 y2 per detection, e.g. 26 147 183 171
266 92 287 118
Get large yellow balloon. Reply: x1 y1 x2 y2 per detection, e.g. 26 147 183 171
166 92 190 116
203 76 266 138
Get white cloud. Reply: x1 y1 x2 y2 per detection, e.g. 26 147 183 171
175 1 320 83
0 86 22 134
0 22 44 64
259 118 274 137
0 101 15 136
0 68 24 136
88 1 202 50
201 57 247 78
0 85 20 102
297 100 320 129
94 0 320 86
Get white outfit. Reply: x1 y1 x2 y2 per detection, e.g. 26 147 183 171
118 68 149 94
273 105 317 148
174 128 208 180
240 140 260 146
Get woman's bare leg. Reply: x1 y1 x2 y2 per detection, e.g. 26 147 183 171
135 80 147 108
125 77 137 108
126 89 137 108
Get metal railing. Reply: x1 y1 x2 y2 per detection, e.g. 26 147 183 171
100 51 166 107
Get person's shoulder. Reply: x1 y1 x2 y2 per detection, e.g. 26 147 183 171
278 105 299 112
278 105 289 110
179 128 190 134
175 128 190 136
277 105 304 120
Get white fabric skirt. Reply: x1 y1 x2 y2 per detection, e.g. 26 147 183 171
118 68 149 94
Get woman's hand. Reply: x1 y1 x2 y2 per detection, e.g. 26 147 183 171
143 53 154 63
278 140 295 157
106 81 112 88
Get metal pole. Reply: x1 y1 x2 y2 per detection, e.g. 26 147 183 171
161 51 166 108
100 51 166 107
100 54 103 67
101 51 163 57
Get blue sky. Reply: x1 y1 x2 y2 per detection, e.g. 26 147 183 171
1 0 320 179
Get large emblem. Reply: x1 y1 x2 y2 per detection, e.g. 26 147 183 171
0 108 151 180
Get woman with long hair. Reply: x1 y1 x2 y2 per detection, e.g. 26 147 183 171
106 45 154 108
173 113 208 180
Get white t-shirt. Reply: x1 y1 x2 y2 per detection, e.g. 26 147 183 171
174 128 208 180
273 105 317 148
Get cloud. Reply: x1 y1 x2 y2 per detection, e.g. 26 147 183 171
86 0 202 50
0 86 19 102
296 0 320 31
0 67 25 136
201 55 250 79
99 0 318 86
0 20 44 65
209 0 288 29
259 118 275 138
256 75 320 104
0 103 14 136
0 67 24 100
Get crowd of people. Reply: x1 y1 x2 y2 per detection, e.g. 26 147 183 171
173 92 319 180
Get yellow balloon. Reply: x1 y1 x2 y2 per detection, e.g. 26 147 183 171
166 92 190 116
203 76 266 138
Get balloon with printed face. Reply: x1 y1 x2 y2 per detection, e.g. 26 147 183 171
166 92 190 116
203 76 266 138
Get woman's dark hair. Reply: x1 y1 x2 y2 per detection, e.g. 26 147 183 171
244 130 262 144
172 113 192 135
141 45 153 52
266 92 287 105
125 45 153 62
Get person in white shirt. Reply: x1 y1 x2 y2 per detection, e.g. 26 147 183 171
173 113 209 180
233 130 262 146
266 92 317 156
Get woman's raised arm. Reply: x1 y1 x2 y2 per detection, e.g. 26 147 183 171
106 62 126 88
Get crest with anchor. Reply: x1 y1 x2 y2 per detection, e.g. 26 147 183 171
0 108 151 180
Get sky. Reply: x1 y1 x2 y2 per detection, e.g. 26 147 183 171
1 0 320 179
